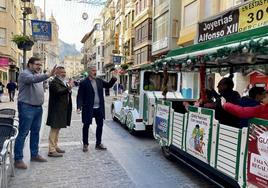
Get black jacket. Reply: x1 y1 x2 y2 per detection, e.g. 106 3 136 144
215 90 241 127
77 77 117 125
46 77 72 128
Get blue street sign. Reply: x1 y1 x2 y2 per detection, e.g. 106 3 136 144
113 56 122 65
31 20 52 41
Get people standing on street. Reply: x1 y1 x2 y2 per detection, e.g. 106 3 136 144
77 64 117 152
0 81 4 102
6 80 17 102
46 66 73 157
14 57 56 169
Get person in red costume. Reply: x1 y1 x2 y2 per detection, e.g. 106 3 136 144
222 91 268 120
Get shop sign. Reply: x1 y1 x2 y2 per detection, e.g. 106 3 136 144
0 58 8 68
198 0 268 43
198 9 239 43
155 104 170 142
247 122 268 188
31 20 52 41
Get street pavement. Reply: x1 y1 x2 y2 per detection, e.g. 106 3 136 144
4 90 217 188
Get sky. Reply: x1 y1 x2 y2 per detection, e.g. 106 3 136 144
34 0 103 51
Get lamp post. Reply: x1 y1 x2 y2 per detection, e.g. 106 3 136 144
21 0 32 69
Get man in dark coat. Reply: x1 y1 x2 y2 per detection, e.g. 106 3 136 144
77 64 117 152
46 66 72 157
215 77 241 127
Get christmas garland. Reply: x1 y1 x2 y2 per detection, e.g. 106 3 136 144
150 38 268 71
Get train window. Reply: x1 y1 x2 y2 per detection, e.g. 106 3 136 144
129 73 140 94
143 72 178 91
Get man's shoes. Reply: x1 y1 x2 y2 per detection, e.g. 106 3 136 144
56 148 65 153
95 144 107 150
83 145 88 152
14 160 27 169
31 155 48 162
48 151 63 157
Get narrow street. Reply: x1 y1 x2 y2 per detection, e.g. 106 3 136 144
7 94 217 188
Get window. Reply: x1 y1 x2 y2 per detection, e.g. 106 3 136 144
184 0 198 27
153 12 168 42
98 46 100 55
136 3 139 15
0 0 6 11
98 62 100 70
139 0 142 12
102 46 104 57
144 0 147 9
143 72 178 91
172 19 179 37
11 0 15 18
95 24 101 31
220 0 247 11
0 28 6 46
132 11 135 21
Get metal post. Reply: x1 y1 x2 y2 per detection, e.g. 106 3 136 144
22 11 27 69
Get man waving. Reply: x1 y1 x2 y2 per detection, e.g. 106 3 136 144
77 64 117 152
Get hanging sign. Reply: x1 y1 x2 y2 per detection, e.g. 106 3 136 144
247 119 268 188
239 0 268 32
198 0 268 43
198 9 239 43
31 20 52 41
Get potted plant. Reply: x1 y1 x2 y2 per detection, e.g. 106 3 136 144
120 63 129 70
12 35 34 51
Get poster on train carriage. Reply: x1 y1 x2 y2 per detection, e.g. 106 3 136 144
186 107 213 163
247 119 268 188
154 103 170 144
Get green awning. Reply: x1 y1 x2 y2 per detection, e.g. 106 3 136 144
166 25 268 61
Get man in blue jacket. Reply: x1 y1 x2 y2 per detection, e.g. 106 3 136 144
77 64 117 152
239 86 265 127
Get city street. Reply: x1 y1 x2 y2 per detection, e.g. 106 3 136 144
6 94 217 188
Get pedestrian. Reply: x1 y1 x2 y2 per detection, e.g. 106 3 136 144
46 66 73 157
14 57 56 169
113 83 118 96
222 91 268 120
215 77 241 127
77 64 117 152
0 81 4 102
6 80 17 102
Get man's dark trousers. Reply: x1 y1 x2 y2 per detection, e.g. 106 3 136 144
82 108 103 146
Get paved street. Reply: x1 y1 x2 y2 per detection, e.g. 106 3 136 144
5 93 217 188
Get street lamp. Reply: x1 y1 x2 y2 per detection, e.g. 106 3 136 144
21 0 32 69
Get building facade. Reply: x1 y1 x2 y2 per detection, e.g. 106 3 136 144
45 14 60 71
81 19 104 77
63 55 83 78
152 0 181 58
133 0 153 67
178 0 248 47
0 0 20 84
101 0 115 79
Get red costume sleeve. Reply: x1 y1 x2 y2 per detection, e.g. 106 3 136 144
223 103 261 119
